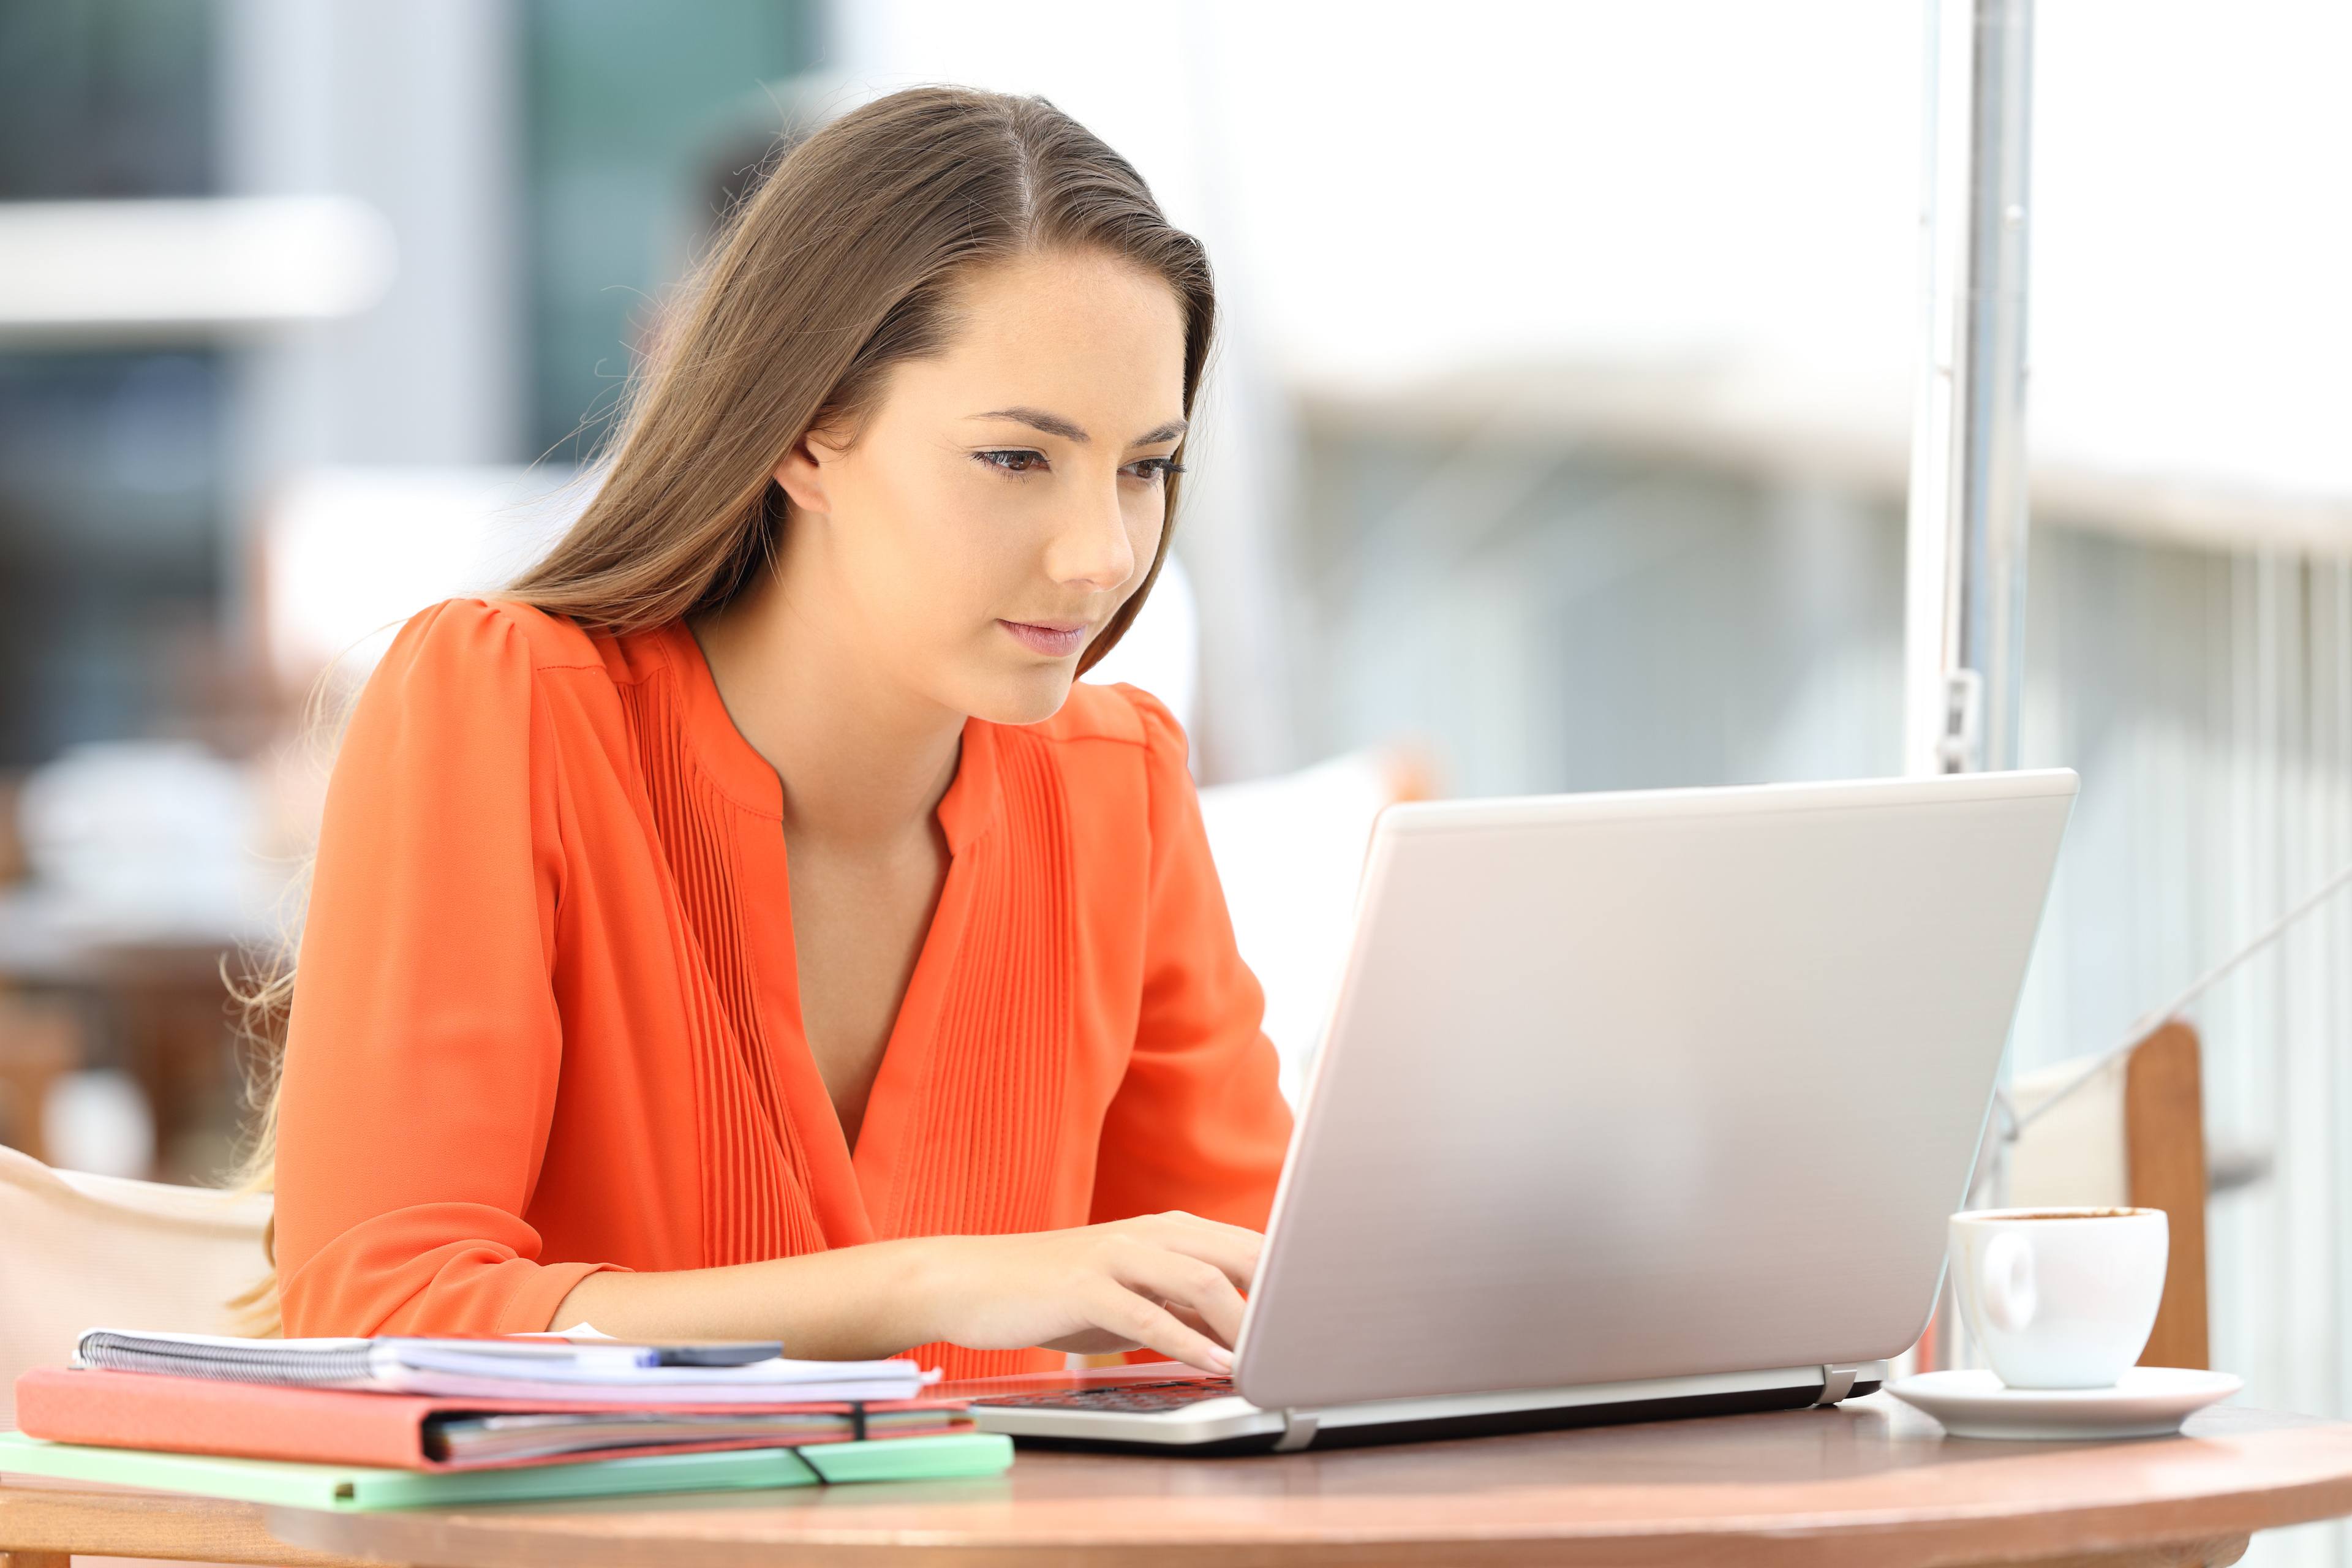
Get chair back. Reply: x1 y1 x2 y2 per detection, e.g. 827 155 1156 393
2007 1022 2210 1369
0 1142 272 1428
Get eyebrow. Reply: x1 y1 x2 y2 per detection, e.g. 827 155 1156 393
968 407 1189 447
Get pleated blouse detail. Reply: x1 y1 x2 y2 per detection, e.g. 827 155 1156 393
617 672 823 1268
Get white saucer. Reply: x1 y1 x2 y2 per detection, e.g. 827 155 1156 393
1887 1367 2243 1440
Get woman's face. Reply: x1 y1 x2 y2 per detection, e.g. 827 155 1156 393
773 246 1188 727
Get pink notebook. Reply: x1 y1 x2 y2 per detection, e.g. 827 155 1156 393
13 1368 968 1471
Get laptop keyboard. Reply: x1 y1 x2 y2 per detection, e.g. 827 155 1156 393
968 1376 1242 1414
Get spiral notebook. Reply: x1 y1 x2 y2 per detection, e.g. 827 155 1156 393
73 1329 932 1404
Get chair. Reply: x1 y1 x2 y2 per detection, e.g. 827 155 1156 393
0 994 79 1164
2006 1022 2210 1368
0 1142 271 1431
1197 747 1434 1104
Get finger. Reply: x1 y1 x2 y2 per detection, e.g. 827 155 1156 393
1140 1214 1265 1292
1142 1210 1263 1268
1108 1242 1251 1351
1161 1301 1213 1337
1088 1280 1232 1375
1158 1302 1222 1351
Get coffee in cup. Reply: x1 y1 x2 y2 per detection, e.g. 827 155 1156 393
1948 1207 2168 1389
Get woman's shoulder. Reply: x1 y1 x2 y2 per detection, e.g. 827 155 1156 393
384 596 608 675
339 599 642 761
363 597 647 714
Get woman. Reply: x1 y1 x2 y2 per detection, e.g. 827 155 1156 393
260 87 1291 1380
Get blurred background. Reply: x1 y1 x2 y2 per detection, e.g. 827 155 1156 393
0 1 2346 1551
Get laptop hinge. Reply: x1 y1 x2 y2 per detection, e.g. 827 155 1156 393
1273 1409 1321 1452
1814 1363 1863 1406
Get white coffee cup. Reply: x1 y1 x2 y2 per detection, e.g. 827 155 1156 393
1948 1207 2169 1389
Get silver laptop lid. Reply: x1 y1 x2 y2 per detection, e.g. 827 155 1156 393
1234 769 2076 1411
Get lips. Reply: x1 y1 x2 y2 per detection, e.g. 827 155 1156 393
999 619 1088 658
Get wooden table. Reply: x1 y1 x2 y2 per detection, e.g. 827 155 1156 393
9 1395 2348 1568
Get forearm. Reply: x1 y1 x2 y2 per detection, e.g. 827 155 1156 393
548 1215 1259 1372
551 1238 946 1359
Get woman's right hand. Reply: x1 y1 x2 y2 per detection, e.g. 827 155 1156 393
905 1211 1263 1373
553 1210 1266 1373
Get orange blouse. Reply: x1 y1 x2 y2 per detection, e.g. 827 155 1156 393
273 597 1292 1379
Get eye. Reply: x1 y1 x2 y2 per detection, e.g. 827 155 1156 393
975 448 1049 475
1123 456 1186 483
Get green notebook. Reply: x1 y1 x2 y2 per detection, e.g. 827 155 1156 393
0 1429 1011 1511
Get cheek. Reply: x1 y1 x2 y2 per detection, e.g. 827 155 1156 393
847 460 1028 631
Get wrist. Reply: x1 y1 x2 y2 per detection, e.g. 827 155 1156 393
868 1234 967 1353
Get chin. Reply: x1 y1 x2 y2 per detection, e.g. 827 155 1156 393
957 664 1077 727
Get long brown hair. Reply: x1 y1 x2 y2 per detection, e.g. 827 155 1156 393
512 84 1214 648
230 86 1217 1319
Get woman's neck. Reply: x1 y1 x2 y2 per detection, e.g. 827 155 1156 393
690 558 964 850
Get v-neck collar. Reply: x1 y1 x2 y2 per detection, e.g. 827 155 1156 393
655 620 1000 1243
660 620 1000 850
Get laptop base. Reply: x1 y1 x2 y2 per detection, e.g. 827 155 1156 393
972 1374 1883 1455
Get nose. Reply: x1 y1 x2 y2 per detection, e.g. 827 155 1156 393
1044 477 1138 594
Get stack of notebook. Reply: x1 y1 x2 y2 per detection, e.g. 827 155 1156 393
0 1329 1009 1509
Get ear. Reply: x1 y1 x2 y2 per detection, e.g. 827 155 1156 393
772 432 835 517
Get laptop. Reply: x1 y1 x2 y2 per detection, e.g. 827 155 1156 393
970 769 2078 1452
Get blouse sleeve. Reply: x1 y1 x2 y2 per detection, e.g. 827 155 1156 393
1088 688 1294 1229
273 598 623 1336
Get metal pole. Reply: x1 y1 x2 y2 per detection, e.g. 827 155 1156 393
1902 0 2035 1372
1904 0 2034 778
